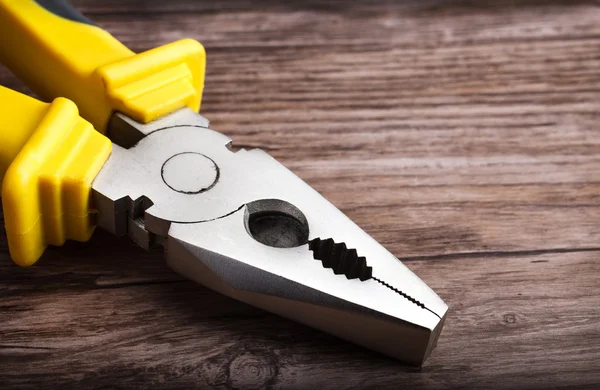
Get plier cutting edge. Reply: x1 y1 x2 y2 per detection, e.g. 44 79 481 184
0 0 447 365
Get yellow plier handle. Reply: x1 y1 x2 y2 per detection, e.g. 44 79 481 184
0 86 111 266
0 0 206 266
0 0 206 133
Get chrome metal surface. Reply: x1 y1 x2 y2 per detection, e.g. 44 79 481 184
92 108 448 365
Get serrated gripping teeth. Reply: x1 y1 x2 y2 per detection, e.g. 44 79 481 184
309 238 372 281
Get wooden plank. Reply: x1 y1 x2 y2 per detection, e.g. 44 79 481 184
1 0 599 388
72 0 600 47
1 232 599 388
3 2 597 258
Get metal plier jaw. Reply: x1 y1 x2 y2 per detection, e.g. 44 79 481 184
92 108 448 365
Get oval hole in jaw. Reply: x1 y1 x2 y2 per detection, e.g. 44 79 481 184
244 199 309 248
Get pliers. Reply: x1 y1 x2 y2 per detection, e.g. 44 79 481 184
0 0 448 365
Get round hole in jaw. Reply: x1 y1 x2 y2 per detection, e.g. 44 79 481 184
245 199 309 248
248 212 308 248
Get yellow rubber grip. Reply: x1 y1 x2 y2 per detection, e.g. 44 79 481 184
0 88 48 183
0 86 112 266
0 0 206 133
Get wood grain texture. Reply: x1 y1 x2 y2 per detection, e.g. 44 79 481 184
1 0 599 388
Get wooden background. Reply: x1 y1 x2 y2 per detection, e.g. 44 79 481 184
1 0 599 388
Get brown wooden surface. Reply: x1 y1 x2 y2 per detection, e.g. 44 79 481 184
1 1 600 388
